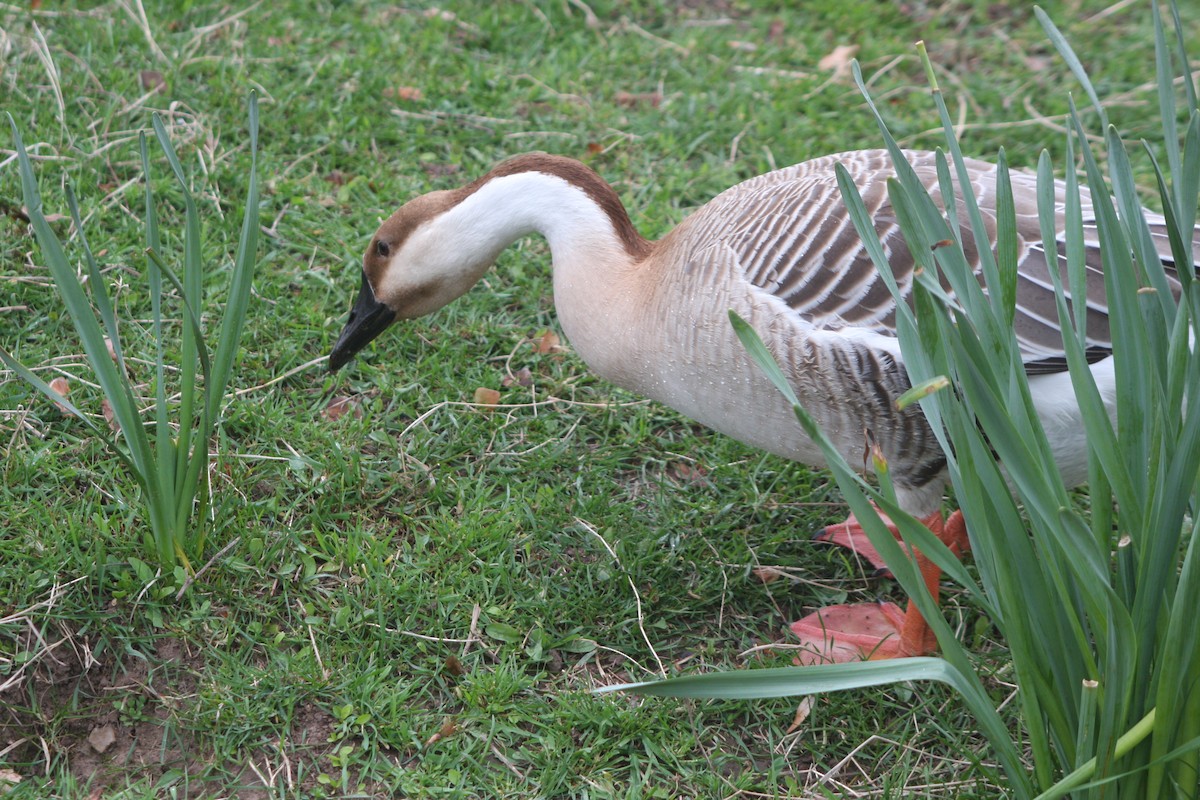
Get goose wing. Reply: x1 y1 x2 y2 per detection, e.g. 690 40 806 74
697 149 1186 375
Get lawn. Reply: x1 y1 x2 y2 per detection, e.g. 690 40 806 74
2 1 1196 797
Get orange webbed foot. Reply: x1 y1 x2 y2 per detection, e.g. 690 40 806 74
791 510 968 664
812 507 903 576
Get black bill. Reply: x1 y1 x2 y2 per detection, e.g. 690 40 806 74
329 272 396 372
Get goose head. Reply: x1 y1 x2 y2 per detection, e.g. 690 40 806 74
329 188 501 371
329 153 650 372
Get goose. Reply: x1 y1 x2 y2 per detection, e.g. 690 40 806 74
328 149 1187 664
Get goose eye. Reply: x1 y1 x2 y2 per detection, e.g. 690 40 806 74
376 240 390 258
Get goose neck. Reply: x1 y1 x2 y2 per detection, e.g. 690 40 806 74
444 169 647 271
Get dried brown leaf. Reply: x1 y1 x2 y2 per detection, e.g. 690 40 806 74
1024 55 1053 72
533 330 561 354
473 387 501 406
88 724 116 753
615 91 662 109
752 566 784 585
424 717 458 747
818 44 859 80
444 654 465 676
101 399 119 432
785 697 814 734
48 377 71 414
501 367 533 388
25 205 67 223
420 162 460 179
666 461 707 484
322 395 362 421
384 86 424 101
140 70 166 93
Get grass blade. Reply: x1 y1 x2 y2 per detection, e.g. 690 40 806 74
602 657 964 698
1035 6 1107 128
7 116 159 500
151 112 206 524
207 92 260 418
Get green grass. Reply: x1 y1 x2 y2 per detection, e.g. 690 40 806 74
1 1 1197 797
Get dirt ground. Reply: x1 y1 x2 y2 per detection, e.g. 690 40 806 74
1 622 344 797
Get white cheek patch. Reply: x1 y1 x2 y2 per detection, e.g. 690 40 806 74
377 219 483 318
377 223 438 302
375 249 404 306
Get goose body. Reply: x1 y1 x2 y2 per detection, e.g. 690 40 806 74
329 149 1191 661
331 149 1178 515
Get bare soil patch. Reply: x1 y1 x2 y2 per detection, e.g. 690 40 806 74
0 624 346 796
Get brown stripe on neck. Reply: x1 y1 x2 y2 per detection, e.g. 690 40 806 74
457 153 653 261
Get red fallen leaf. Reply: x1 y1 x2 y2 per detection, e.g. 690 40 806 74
615 91 662 109
424 718 458 747
501 367 533 388
101 399 119 432
384 86 424 101
322 395 362 421
585 142 604 155
533 330 560 354
140 70 166 93
473 387 501 406
48 377 71 414
752 566 784 585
